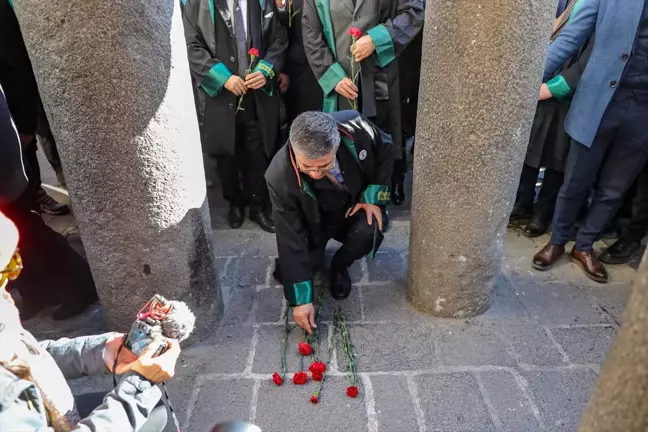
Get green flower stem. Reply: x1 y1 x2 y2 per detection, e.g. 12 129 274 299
312 309 338 400
280 306 290 377
336 307 357 386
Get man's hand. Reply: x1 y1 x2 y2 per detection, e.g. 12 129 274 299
278 73 290 93
118 338 181 384
224 76 247 96
103 333 138 373
351 35 375 62
346 203 383 231
293 303 317 335
245 71 267 90
539 83 553 101
335 77 358 100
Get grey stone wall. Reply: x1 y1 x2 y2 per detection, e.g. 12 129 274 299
14 0 223 336
408 0 555 317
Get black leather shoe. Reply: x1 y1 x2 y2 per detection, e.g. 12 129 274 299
250 209 275 233
37 188 70 215
523 214 551 238
228 206 244 229
510 202 533 222
52 301 88 321
600 238 642 265
329 266 351 300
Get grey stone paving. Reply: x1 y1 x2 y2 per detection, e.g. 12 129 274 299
23 194 637 432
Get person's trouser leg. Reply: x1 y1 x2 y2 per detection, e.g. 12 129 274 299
575 99 648 251
238 98 269 211
551 128 616 246
516 164 540 209
215 154 244 207
535 167 564 219
331 211 379 269
36 102 65 185
1 189 97 314
623 162 648 242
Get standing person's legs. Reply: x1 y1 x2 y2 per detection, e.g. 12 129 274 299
512 164 539 221
215 151 244 229
524 167 564 237
239 98 274 232
1 189 98 320
37 101 65 187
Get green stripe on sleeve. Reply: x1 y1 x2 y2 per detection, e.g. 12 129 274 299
284 280 314 306
254 59 275 79
201 63 232 97
546 75 572 100
367 24 396 67
359 184 391 205
318 63 346 96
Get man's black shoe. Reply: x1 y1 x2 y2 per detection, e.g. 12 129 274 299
523 214 551 238
250 209 275 233
18 302 47 321
391 182 405 206
600 238 642 265
228 206 245 229
52 301 88 321
509 202 533 222
329 266 351 300
37 188 70 215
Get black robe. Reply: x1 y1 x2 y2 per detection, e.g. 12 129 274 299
265 111 393 306
183 0 288 157
301 0 424 160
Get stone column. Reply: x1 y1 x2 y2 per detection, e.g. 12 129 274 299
408 0 554 316
15 1 223 336
578 256 648 431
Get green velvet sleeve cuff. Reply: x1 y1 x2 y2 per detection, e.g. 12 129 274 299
367 24 395 67
546 75 572 101
254 59 276 79
284 280 314 306
201 63 232 97
359 184 391 205
318 63 347 96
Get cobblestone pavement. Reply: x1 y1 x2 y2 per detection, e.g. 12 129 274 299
24 181 636 432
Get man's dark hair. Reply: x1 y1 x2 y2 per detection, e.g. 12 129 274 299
289 111 340 159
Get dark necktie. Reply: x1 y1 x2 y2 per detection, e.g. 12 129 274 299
555 0 568 17
233 0 248 77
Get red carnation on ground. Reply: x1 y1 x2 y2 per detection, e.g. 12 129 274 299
248 47 260 57
312 373 323 382
348 27 361 38
309 361 326 375
298 342 313 356
310 395 319 404
293 371 308 385
272 372 284 386
346 385 359 398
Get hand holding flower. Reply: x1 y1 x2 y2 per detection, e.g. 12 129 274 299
351 35 375 62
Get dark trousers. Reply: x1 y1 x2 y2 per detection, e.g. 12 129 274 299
620 162 648 241
320 210 382 269
284 61 322 124
370 100 406 185
214 98 268 209
37 103 65 185
76 392 167 432
551 96 648 250
0 189 97 309
517 164 564 218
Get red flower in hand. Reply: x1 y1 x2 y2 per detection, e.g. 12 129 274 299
312 372 323 382
347 385 359 398
248 47 260 58
310 395 319 404
348 27 362 39
293 371 308 385
309 361 327 375
272 372 284 386
298 342 313 356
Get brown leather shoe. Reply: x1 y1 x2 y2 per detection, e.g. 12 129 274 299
532 243 565 270
569 249 608 283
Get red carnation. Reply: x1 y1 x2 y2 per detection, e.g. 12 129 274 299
298 342 313 356
309 361 326 375
312 372 323 382
293 371 308 385
310 395 319 404
348 27 361 38
248 47 260 57
272 372 284 386
346 385 359 398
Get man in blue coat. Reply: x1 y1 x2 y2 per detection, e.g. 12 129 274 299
532 0 648 282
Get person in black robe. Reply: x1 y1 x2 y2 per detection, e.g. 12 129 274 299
266 110 392 333
183 0 288 232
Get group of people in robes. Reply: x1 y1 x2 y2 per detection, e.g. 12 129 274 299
182 0 425 233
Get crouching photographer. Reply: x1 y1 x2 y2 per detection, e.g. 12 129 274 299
0 210 181 432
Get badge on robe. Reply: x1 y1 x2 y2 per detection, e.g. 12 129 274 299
359 150 367 161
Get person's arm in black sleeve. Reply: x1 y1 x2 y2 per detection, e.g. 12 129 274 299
357 117 394 206
183 0 233 97
254 1 289 80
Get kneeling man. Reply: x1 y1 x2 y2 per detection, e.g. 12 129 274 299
266 111 393 333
